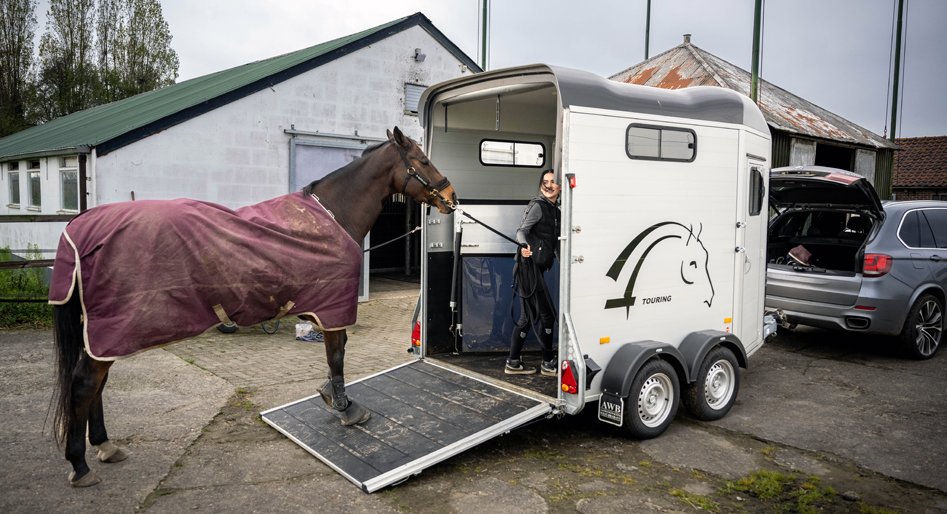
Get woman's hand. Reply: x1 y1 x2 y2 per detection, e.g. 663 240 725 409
520 244 532 258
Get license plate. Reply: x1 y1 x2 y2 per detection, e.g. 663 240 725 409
598 392 624 427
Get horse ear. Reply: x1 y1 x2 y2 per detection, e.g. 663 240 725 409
386 129 394 141
392 126 407 147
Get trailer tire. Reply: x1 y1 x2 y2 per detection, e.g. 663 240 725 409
622 358 679 439
684 346 740 421
217 322 238 334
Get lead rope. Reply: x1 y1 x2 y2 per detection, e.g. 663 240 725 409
362 226 421 254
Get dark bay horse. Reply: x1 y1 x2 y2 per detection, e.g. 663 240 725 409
50 127 456 487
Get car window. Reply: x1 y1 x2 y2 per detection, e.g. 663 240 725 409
921 209 947 248
899 210 937 248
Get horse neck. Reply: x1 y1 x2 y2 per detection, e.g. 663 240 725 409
312 151 396 243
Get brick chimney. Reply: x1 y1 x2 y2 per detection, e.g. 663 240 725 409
683 34 692 44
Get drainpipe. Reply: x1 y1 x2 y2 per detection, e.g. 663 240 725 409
480 0 489 70
889 0 905 142
750 0 763 103
77 145 90 211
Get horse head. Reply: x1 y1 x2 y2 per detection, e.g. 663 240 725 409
386 127 456 214
679 223 715 307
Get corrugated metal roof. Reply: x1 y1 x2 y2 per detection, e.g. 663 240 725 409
893 136 947 187
611 41 896 150
0 12 480 161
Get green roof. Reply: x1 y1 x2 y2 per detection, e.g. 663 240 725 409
0 13 478 161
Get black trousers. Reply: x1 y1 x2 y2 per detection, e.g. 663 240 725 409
508 274 556 363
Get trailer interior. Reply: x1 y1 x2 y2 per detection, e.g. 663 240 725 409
419 77 564 401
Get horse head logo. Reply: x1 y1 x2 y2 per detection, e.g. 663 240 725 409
604 221 715 319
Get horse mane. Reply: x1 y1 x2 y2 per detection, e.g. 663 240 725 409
300 141 392 196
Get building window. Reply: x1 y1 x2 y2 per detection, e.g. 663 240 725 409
404 83 427 115
479 139 545 167
625 124 697 162
6 162 20 206
27 160 40 209
60 156 79 211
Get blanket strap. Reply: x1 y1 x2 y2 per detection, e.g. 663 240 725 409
212 304 235 325
274 300 295 320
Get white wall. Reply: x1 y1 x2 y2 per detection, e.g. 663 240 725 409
94 25 472 209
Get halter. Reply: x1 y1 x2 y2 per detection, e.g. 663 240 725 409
394 142 456 211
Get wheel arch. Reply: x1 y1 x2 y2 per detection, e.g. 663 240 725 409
600 341 689 399
678 330 748 384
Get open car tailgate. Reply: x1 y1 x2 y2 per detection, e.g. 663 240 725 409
261 360 552 492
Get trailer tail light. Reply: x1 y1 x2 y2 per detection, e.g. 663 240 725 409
560 360 578 394
411 321 421 347
863 253 892 277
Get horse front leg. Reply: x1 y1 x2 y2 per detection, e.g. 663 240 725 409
318 329 371 426
87 370 129 464
65 354 112 487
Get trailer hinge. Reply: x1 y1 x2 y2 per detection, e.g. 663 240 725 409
735 221 746 228
735 246 745 253
572 225 582 233
573 255 585 263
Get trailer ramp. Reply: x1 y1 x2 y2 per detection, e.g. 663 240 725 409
261 360 552 492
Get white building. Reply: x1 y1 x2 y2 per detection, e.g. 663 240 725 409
0 12 479 277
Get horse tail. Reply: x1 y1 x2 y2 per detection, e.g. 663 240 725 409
52 293 83 447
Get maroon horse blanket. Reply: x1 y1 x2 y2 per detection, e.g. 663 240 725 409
49 192 361 360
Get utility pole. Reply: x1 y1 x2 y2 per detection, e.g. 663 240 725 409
750 0 763 103
889 0 905 141
645 0 652 60
480 0 489 70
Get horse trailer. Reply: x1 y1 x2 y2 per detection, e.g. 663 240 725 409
263 64 775 492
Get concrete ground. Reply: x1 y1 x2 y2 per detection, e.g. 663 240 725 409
1 277 946 513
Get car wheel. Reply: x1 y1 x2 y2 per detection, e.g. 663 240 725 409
684 346 740 421
621 359 679 439
899 293 943 359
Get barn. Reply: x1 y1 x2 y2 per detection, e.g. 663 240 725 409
611 35 897 198
0 12 479 295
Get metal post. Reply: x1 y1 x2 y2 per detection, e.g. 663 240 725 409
480 0 489 70
645 0 652 59
890 0 905 142
750 0 763 103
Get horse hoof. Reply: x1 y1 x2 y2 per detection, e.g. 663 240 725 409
340 401 371 426
68 470 101 487
96 441 129 463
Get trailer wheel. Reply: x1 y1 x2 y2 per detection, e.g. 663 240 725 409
684 346 740 421
217 322 238 334
622 359 679 439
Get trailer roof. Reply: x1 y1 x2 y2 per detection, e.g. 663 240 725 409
420 64 769 135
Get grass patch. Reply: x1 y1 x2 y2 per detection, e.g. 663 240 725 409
726 470 836 513
670 488 720 512
0 245 53 328
858 503 900 514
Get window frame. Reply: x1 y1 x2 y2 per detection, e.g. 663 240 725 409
59 156 79 212
625 123 697 163
26 160 41 210
478 138 546 168
7 162 21 207
897 208 939 249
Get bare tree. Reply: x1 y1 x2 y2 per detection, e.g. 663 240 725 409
0 0 38 136
97 0 178 102
33 0 99 121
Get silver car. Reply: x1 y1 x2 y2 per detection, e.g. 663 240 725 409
766 166 945 359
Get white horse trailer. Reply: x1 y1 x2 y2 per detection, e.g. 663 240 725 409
263 64 774 492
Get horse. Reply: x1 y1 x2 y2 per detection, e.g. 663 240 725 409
49 127 456 487
604 221 715 318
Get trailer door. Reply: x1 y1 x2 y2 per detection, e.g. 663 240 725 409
262 360 551 492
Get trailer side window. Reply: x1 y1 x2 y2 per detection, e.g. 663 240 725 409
480 140 545 167
749 166 764 216
625 124 696 162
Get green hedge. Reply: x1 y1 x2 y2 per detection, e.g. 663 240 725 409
0 246 53 328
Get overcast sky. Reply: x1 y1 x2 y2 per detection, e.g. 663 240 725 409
38 0 947 138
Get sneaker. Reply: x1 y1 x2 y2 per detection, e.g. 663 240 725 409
540 360 558 376
504 359 537 375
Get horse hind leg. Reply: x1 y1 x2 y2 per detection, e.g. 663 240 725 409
65 354 113 487
87 370 128 464
318 330 370 426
